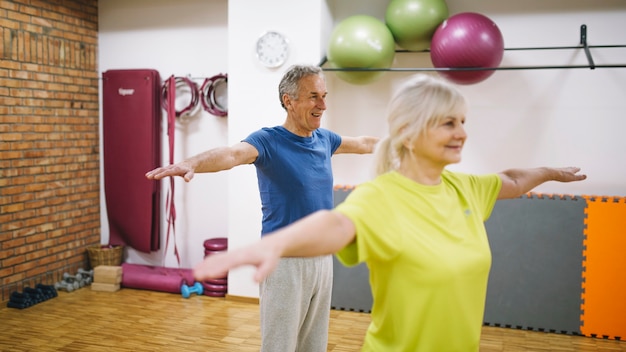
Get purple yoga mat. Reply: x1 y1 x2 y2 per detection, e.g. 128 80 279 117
121 263 195 293
103 69 162 253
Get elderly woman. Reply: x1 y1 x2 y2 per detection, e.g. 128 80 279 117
193 74 586 352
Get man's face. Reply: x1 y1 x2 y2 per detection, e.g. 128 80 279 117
286 74 327 136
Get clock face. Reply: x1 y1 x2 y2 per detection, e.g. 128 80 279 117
256 31 289 68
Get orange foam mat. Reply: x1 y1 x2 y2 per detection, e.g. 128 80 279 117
581 196 626 339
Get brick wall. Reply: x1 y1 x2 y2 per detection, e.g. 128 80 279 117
0 0 100 303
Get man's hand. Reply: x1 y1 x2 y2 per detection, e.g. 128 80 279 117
145 162 195 182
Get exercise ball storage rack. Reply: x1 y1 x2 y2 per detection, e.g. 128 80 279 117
319 25 626 72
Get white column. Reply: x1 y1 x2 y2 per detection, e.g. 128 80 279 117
226 0 331 298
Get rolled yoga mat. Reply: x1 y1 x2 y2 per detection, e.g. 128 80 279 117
121 263 195 294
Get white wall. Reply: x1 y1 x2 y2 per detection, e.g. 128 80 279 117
98 0 229 269
99 0 626 299
325 0 626 196
225 0 330 298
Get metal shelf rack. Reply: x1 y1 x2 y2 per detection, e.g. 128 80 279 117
319 25 626 72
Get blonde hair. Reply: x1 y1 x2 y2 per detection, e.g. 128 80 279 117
374 74 468 175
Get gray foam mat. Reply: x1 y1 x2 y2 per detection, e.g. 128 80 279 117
483 194 586 334
333 188 351 205
331 256 373 313
331 188 373 312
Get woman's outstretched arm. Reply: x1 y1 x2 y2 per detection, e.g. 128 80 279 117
193 210 356 283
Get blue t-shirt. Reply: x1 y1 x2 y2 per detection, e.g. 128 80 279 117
243 126 342 235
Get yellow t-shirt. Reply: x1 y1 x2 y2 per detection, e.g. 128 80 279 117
335 170 502 352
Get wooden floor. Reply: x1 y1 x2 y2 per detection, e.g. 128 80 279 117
0 287 624 352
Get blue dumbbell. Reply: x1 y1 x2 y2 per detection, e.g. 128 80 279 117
181 281 203 298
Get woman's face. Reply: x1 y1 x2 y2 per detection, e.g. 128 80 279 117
411 114 467 167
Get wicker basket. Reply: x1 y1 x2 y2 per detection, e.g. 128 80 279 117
87 245 124 268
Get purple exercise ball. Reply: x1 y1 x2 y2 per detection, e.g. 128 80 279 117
430 12 504 85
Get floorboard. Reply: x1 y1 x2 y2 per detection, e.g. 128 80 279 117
0 288 624 351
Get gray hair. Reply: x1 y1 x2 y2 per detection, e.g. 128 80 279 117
278 65 325 110
374 74 468 175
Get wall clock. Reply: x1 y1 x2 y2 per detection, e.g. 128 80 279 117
256 31 289 68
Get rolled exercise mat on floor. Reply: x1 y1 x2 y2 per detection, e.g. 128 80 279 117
102 69 162 253
121 263 195 294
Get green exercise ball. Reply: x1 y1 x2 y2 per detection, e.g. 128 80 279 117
327 15 396 85
385 0 449 51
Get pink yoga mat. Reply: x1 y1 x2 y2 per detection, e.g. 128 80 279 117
121 263 195 294
102 69 162 253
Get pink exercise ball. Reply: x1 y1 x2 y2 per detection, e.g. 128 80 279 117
430 12 504 85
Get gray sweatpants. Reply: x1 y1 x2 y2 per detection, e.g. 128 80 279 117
259 255 333 352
